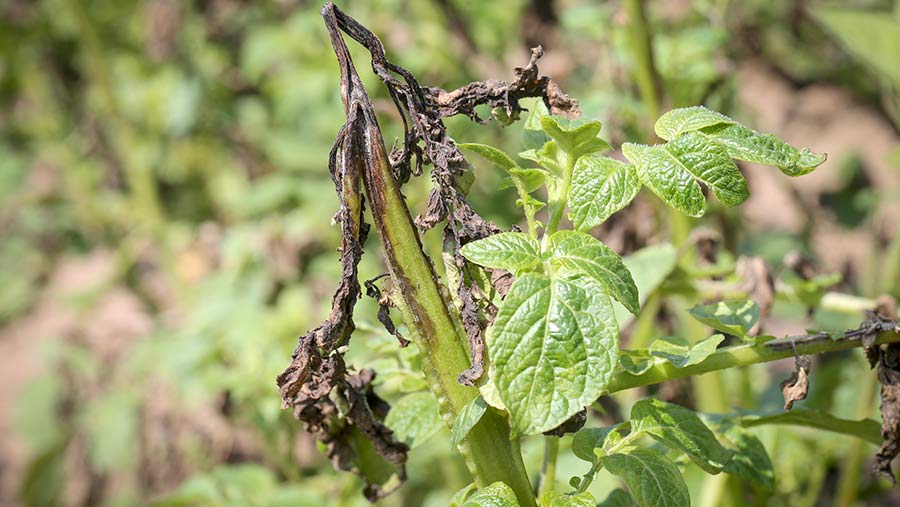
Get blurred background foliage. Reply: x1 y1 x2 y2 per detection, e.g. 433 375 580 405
1 0 899 506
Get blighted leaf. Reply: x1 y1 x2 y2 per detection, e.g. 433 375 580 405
460 482 520 507
460 143 517 171
568 156 641 231
540 116 611 159
655 106 735 141
548 231 639 314
489 272 619 435
600 447 690 507
597 489 634 507
630 398 733 473
572 424 623 462
384 392 443 449
460 233 542 274
688 300 760 339
875 342 900 483
451 396 488 447
716 423 775 492
698 123 825 177
540 491 596 507
648 334 724 368
780 355 812 411
619 350 655 376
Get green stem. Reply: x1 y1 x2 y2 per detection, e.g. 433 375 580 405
624 0 663 121
513 177 539 239
542 154 576 248
606 322 900 394
537 437 559 499
360 121 535 506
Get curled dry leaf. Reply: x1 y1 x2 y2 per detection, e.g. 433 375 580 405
781 354 812 411
364 274 409 347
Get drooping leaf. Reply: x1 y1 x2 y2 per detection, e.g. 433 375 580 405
384 392 443 449
698 123 825 177
597 489 634 507
655 106 735 141
568 156 641 231
572 424 623 462
459 482 521 507
460 143 518 171
460 233 542 275
451 396 488 447
618 350 655 376
715 423 775 492
630 398 733 473
547 231 639 314
540 116 611 159
489 272 619 435
688 300 760 339
600 447 690 507
648 334 724 368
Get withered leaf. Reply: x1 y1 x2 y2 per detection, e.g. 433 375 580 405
781 355 812 411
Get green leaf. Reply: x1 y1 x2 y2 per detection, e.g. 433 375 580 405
600 447 690 507
540 491 596 507
547 231 639 314
622 142 703 217
618 350 655 376
572 424 622 462
613 244 678 326
450 484 477 507
460 482 521 507
688 300 760 339
460 233 542 274
384 392 443 449
450 396 488 447
648 334 724 368
655 106 735 141
597 489 634 507
498 168 548 192
698 123 825 177
813 8 900 86
716 423 775 492
523 99 552 150
460 143 518 171
630 399 733 473
568 156 641 231
489 272 619 435
540 116 611 159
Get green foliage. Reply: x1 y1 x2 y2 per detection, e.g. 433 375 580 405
384 392 443 449
599 447 690 507
451 482 520 507
647 334 725 368
568 156 640 231
688 299 760 339
812 7 900 86
459 233 542 275
450 396 488 447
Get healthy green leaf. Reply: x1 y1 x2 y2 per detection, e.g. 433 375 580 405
460 233 542 275
630 399 733 473
568 156 641 231
459 143 517 171
383 392 443 449
716 423 775 492
540 116 611 160
648 334 724 368
572 424 623 462
459 482 520 507
523 99 552 150
450 396 488 447
450 484 478 507
618 350 655 376
547 231 640 314
489 272 619 435
600 447 690 507
655 106 735 141
613 244 678 326
688 300 760 339
698 123 825 177
540 491 596 507
498 168 548 193
622 142 703 217
597 489 634 507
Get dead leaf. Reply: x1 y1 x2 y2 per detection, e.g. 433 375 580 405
781 355 812 411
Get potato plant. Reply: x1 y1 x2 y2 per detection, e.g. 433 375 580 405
278 4 900 507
